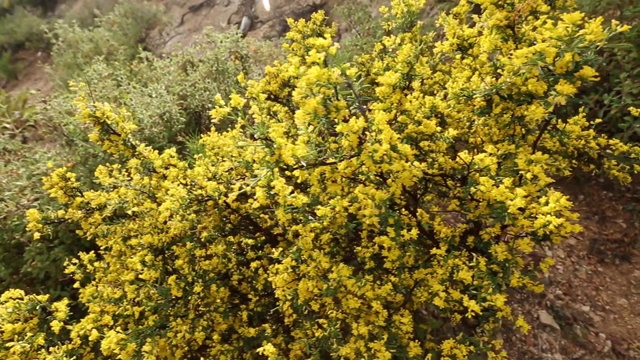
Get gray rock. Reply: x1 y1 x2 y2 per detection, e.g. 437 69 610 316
239 15 252 35
539 309 561 331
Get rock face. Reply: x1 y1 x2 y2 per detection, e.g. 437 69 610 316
156 0 338 52
250 0 328 39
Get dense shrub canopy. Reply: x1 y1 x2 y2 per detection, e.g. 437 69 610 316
47 0 166 87
2 0 640 359
0 28 269 302
573 0 640 142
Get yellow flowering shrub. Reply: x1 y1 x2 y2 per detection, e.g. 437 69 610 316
0 289 70 360
4 0 640 359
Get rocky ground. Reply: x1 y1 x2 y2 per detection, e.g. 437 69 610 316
504 176 640 360
150 0 351 52
5 1 640 359
7 0 370 93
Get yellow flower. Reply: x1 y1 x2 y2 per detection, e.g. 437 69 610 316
555 79 577 96
611 19 631 32
561 11 584 26
574 65 599 81
539 257 555 273
51 299 70 321
49 320 64 334
257 343 279 359
515 316 531 334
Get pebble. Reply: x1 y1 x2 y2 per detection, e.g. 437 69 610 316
539 310 561 331
571 350 586 359
573 325 582 338
617 298 629 307
576 267 588 279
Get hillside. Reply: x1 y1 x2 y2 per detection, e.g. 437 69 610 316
1 1 639 359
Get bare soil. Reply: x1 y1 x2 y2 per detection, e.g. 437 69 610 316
4 50 52 96
504 176 640 360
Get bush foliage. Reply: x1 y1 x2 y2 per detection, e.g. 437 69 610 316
0 88 87 301
0 5 48 53
573 0 640 142
0 0 58 15
0 4 48 82
330 1 384 66
47 0 166 86
0 3 169 300
0 29 277 302
46 30 271 154
2 0 640 359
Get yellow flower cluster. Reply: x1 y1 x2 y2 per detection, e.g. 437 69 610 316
0 290 69 360
3 0 639 359
70 81 139 158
